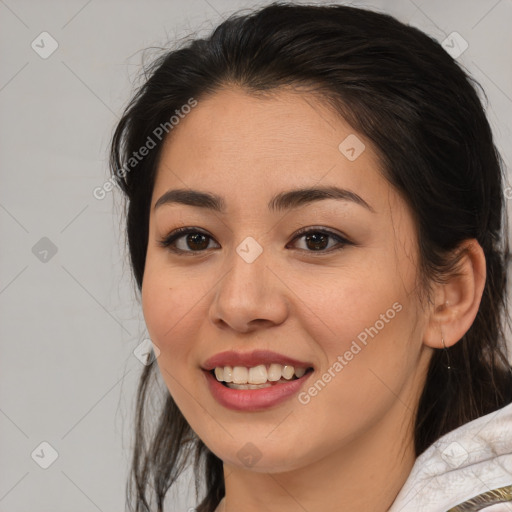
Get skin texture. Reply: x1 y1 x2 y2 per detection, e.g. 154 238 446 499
141 86 486 512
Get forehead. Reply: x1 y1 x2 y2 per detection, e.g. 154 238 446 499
160 87 369 162
154 87 385 193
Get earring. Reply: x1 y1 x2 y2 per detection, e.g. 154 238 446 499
441 336 452 370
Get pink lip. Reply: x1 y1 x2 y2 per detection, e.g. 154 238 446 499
201 349 313 371
203 368 313 411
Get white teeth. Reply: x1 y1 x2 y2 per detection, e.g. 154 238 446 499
282 365 295 380
232 366 248 384
294 367 306 378
267 363 282 381
228 382 273 390
214 367 224 381
248 365 268 384
223 366 233 383
212 363 310 384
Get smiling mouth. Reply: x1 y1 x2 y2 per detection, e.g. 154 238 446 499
209 365 314 389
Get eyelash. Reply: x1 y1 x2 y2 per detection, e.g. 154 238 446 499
158 226 352 256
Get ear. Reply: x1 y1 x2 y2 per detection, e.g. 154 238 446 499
423 239 486 349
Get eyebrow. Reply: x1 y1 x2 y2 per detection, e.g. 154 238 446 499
154 186 375 214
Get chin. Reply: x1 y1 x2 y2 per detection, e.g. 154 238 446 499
203 437 313 474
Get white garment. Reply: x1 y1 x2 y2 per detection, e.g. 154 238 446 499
480 506 512 512
388 401 512 512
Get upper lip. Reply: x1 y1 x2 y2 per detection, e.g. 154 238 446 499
201 349 313 371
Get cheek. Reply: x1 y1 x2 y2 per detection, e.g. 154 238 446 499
296 259 417 405
141 263 200 364
140 256 225 402
141 273 172 345
298 261 402 348
141 267 208 416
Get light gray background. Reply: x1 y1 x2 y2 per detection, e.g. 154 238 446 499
0 0 511 511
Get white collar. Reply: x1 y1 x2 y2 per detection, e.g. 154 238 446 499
388 401 512 511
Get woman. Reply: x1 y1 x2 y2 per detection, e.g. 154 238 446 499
109 2 512 511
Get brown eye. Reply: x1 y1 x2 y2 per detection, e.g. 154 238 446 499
304 232 329 251
159 226 351 256
183 233 210 251
158 227 218 254
289 227 351 253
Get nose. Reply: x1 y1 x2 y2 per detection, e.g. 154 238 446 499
208 238 289 333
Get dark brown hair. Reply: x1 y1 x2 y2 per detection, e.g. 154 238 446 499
109 2 512 510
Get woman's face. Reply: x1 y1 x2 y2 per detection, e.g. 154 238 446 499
142 86 433 473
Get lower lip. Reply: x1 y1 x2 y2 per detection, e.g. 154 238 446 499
203 369 313 411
